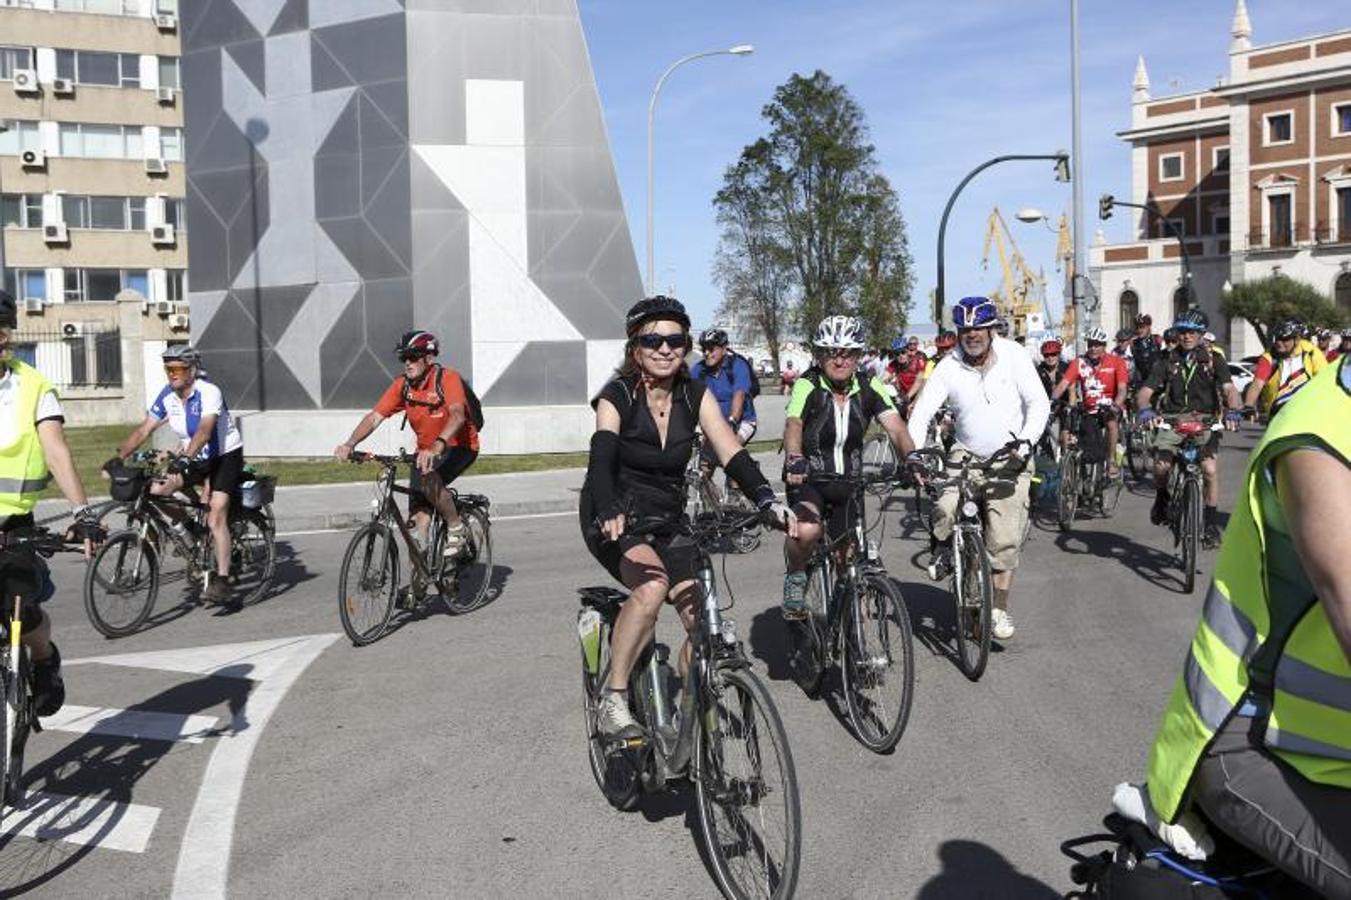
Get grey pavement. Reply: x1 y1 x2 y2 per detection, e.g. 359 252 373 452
6 422 1267 897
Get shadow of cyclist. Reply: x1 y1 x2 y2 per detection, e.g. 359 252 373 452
916 839 1059 899
0 666 254 896
1054 528 1194 594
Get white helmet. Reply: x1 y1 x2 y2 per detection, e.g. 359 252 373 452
1083 326 1109 344
813 315 866 350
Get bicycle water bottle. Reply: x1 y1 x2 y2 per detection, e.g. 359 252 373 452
576 608 602 676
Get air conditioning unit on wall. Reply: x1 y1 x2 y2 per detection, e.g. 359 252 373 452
20 149 46 170
156 86 176 105
145 157 168 175
52 78 75 97
11 69 39 95
43 222 69 244
168 314 189 330
23 298 44 314
154 300 173 315
61 322 87 337
155 14 177 32
151 224 176 246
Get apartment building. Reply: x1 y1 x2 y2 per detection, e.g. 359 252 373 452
0 0 187 423
1090 0 1351 358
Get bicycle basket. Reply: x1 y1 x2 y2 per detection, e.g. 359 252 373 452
239 475 277 509
108 467 147 501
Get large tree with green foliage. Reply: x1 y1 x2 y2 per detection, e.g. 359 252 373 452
712 70 913 354
1220 274 1349 347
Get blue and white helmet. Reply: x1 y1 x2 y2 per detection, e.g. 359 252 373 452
952 296 1000 330
813 315 866 350
1083 326 1109 344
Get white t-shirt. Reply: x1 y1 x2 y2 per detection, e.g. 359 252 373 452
907 335 1051 459
0 367 63 449
149 379 243 460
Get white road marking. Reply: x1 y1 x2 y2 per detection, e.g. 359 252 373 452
1 791 161 853
42 705 220 745
275 507 576 537
69 634 329 684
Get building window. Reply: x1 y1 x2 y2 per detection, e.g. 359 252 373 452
159 128 183 162
1338 187 1351 242
1337 272 1351 311
0 46 35 80
58 122 143 159
164 197 186 231
63 269 87 303
62 195 91 229
1118 290 1139 332
5 270 47 305
53 0 141 14
1264 111 1294 146
130 197 146 230
1268 193 1293 246
1334 103 1351 137
158 57 180 90
1 194 43 229
1212 147 1230 172
1158 217 1186 239
1212 213 1231 237
0 121 42 156
54 50 138 87
166 269 187 302
86 269 123 302
1158 153 1184 182
64 268 149 303
61 195 149 230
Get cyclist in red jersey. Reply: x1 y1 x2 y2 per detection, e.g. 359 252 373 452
1050 326 1129 477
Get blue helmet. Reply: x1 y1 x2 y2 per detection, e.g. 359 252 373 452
889 337 907 352
1172 308 1208 332
952 296 999 330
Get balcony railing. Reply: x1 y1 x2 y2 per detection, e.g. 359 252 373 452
1312 221 1351 247
1246 223 1304 251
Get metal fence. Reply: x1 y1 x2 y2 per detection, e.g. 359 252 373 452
11 324 122 389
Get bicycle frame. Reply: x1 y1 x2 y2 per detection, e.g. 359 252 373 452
801 478 886 670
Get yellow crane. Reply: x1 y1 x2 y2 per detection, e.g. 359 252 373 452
981 207 1047 338
1053 211 1076 339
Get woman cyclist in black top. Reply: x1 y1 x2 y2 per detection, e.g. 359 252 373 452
580 296 796 739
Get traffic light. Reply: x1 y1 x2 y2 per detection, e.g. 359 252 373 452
1054 153 1071 183
1098 194 1115 220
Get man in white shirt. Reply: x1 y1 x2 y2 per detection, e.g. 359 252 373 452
907 296 1051 640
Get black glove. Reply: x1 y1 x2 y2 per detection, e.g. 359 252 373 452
785 454 809 477
102 456 123 474
68 508 106 545
167 455 192 476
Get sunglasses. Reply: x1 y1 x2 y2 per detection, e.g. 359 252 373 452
1041 353 1059 359
823 348 861 361
636 333 687 351
397 351 430 363
164 364 192 374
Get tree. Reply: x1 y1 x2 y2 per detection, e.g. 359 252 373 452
1220 274 1349 347
711 70 913 352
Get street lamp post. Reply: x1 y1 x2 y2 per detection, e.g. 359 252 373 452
646 44 754 295
1070 0 1086 329
935 152 1070 324
0 119 9 286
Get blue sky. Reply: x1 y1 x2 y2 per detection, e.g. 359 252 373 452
578 0 1347 336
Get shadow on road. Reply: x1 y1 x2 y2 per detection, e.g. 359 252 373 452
1053 528 1192 594
916 839 1060 899
0 666 255 896
261 539 318 600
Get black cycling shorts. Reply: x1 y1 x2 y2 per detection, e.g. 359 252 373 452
0 518 55 633
787 479 859 546
409 446 478 516
578 489 698 588
184 447 245 496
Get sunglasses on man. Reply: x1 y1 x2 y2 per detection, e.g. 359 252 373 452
164 363 193 375
636 333 688 351
397 351 431 363
822 348 861 361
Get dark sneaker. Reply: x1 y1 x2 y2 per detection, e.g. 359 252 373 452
781 572 808 620
926 547 953 582
202 574 233 607
1150 496 1169 526
32 643 65 718
1203 522 1222 549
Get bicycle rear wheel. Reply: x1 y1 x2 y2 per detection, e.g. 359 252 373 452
338 522 399 646
695 666 801 900
951 529 993 681
1100 466 1123 515
581 627 642 811
1180 477 1201 594
440 508 494 614
2 654 30 812
84 530 160 638
226 509 276 606
1126 427 1151 482
841 573 915 754
1057 455 1078 532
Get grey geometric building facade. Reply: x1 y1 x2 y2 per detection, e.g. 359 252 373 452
182 0 639 453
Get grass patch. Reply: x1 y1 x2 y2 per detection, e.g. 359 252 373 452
48 426 784 497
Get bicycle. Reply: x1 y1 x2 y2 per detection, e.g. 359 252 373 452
1122 396 1154 483
786 473 916 754
917 443 1025 681
337 451 494 646
1 529 79 822
84 458 276 637
1153 416 1221 595
576 511 801 900
686 432 761 554
1056 406 1123 532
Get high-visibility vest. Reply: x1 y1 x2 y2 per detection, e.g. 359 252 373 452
0 361 53 517
1257 339 1326 415
1146 356 1351 822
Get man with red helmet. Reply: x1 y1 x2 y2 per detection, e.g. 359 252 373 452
907 331 955 403
1052 326 1130 477
334 331 480 556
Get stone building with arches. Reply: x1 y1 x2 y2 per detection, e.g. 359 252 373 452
1091 1 1351 357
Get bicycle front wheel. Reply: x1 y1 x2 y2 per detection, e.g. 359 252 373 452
441 508 494 614
338 522 399 646
862 433 897 496
695 666 801 900
2 654 30 812
1057 455 1078 532
1126 427 1151 482
951 529 993 681
84 530 160 638
841 573 915 754
226 509 276 606
1180 476 1201 594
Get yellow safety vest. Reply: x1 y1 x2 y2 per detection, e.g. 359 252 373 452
1146 356 1351 822
0 360 53 517
1257 339 1326 415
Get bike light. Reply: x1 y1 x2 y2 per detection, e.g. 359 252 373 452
866 540 880 561
962 500 979 518
720 619 737 645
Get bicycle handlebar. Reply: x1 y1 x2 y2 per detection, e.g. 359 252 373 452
0 527 83 557
349 450 415 466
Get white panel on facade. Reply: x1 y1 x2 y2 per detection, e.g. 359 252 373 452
465 80 525 147
139 55 160 92
38 121 59 156
35 48 57 84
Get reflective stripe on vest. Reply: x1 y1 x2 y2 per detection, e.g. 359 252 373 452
0 476 50 494
1147 358 1351 822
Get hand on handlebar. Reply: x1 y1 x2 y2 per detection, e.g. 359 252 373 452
600 512 626 543
333 442 354 462
166 454 191 477
415 447 440 474
1137 407 1158 427
785 453 808 486
1224 408 1243 431
66 509 106 559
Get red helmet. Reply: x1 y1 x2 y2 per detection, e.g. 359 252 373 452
396 330 439 358
1040 339 1062 356
935 331 957 350
1135 313 1152 327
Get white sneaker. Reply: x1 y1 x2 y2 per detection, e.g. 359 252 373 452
442 522 469 559
992 608 1016 641
596 691 641 740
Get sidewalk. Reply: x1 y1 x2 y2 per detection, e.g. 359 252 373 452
37 450 785 534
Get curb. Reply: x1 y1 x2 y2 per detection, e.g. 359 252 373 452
270 497 579 534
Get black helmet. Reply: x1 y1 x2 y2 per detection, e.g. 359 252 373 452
395 330 439 357
0 291 15 330
698 327 728 348
1134 313 1152 327
1271 317 1302 341
1172 308 1209 332
1115 328 1133 342
1163 327 1179 342
625 295 690 337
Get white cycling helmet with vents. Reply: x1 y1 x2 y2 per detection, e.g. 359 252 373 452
813 315 866 350
1083 326 1109 344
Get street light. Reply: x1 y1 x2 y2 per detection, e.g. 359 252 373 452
646 44 754 295
0 119 9 284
